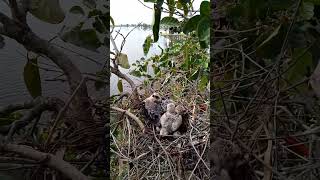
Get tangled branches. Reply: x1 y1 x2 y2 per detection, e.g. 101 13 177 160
111 71 210 179
212 0 320 179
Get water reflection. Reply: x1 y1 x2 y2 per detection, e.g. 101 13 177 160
110 27 168 95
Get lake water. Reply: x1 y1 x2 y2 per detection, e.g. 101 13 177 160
0 0 107 107
110 27 168 95
0 0 169 107
0 15 167 107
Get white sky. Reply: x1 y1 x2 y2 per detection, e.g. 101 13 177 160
111 0 203 25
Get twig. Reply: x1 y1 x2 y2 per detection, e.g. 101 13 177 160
45 77 86 147
1 143 89 180
111 106 145 132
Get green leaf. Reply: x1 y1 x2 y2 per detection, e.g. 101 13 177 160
30 0 65 24
197 16 210 41
93 17 106 33
153 3 163 42
0 35 5 49
83 0 96 9
160 16 179 26
144 0 157 2
269 0 295 10
110 16 115 26
177 0 189 15
257 24 282 49
117 53 130 69
23 58 42 98
200 1 210 17
88 9 103 18
183 15 201 34
198 75 208 91
287 48 313 84
117 79 123 93
167 0 175 16
199 39 209 49
94 79 106 90
69 6 85 16
59 25 101 51
143 35 153 55
306 0 320 5
129 70 142 77
256 24 287 58
300 2 314 20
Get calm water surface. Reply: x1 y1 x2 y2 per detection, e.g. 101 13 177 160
110 27 168 95
0 0 168 107
0 0 106 107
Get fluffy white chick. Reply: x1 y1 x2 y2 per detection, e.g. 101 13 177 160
159 103 182 136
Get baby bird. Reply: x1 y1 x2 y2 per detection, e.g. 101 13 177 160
175 105 189 134
143 93 163 127
160 103 182 136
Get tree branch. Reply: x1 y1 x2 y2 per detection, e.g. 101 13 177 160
45 78 86 147
0 97 64 139
0 12 92 128
8 0 26 23
111 106 145 132
1 143 89 180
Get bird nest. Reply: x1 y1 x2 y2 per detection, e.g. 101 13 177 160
111 110 209 179
110 75 210 179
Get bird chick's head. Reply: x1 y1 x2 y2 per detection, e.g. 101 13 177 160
152 93 160 99
151 93 161 103
167 103 176 113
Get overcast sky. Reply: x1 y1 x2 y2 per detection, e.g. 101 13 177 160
111 0 203 25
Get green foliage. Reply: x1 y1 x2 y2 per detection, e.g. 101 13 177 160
83 0 97 9
183 15 202 34
197 16 210 41
69 6 85 16
160 16 180 27
183 1 210 47
257 24 282 49
93 17 107 33
200 1 210 16
148 0 210 46
59 23 102 51
58 1 109 51
153 1 164 42
0 112 23 126
215 0 320 99
286 48 313 90
117 53 130 69
143 35 153 55
117 79 123 93
29 0 65 24
300 2 314 20
23 57 42 98
167 0 175 16
131 36 209 90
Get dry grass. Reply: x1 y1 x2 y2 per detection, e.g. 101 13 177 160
110 72 210 179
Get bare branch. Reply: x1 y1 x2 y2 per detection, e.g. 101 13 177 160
111 106 145 132
45 78 87 147
1 97 64 140
0 12 92 128
110 66 136 90
1 143 89 180
8 0 26 23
